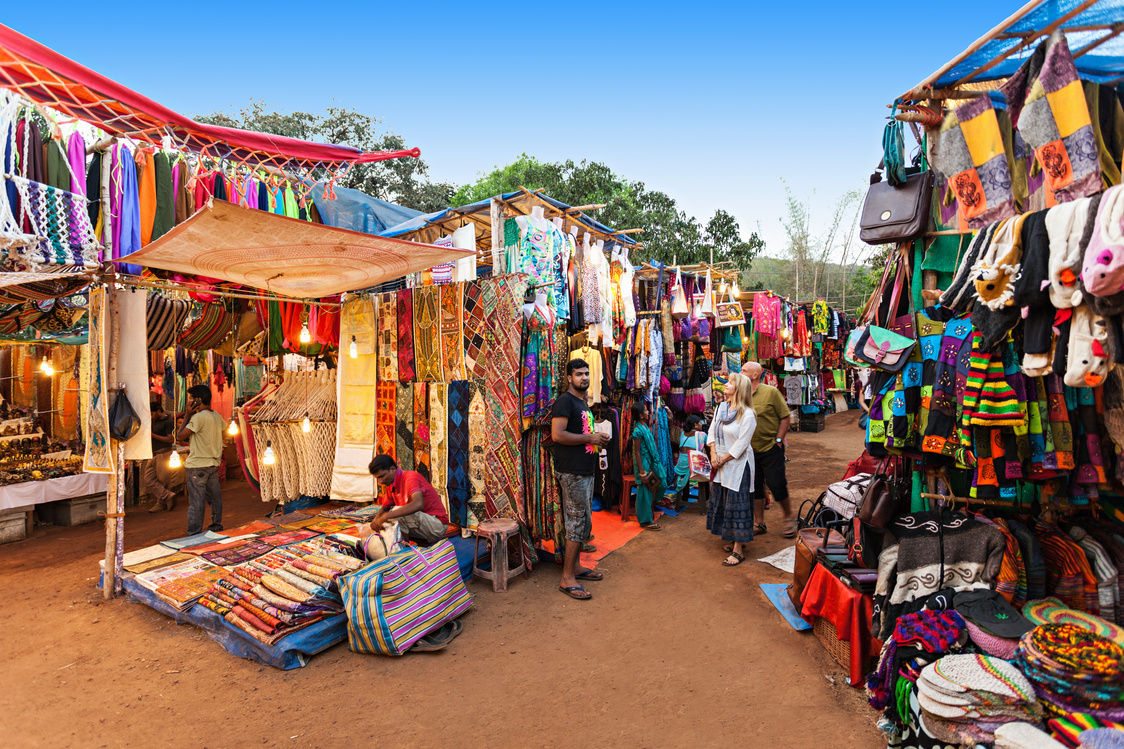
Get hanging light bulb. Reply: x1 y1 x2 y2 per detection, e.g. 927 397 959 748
168 449 181 469
719 280 728 295
39 356 54 376
302 413 311 433
349 335 358 359
227 420 239 437
263 441 276 465
299 322 311 344
781 328 791 340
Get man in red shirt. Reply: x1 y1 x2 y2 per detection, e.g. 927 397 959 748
368 454 450 544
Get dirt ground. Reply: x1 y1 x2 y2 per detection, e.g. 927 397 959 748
0 410 884 748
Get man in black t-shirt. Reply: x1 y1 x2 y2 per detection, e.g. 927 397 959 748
551 358 610 600
146 401 178 513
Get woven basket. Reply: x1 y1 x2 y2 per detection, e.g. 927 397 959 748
813 616 852 669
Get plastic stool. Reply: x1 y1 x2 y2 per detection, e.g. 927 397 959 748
472 518 528 593
620 475 635 524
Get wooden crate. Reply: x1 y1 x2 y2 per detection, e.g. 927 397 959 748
37 493 105 527
799 412 826 433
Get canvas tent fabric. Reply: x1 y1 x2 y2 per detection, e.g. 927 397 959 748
926 0 1124 88
116 200 474 299
309 182 423 236
0 24 419 169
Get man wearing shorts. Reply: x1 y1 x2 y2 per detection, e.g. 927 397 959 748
368 454 450 544
741 361 797 538
551 358 610 600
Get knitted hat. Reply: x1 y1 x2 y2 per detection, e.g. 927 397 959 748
1046 193 1100 309
994 721 1068 749
966 619 1021 659
1063 305 1111 387
955 589 1036 639
1079 728 1124 749
922 654 1040 705
975 215 1030 309
1082 185 1124 297
1023 597 1124 646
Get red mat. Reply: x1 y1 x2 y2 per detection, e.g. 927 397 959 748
541 509 654 569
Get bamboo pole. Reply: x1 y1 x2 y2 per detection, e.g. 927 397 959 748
99 148 118 600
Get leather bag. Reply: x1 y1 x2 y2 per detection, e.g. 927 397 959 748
856 458 909 529
854 326 916 372
859 168 934 244
788 526 847 608
108 390 141 442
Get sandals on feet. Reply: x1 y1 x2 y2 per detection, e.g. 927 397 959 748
723 552 745 567
576 569 603 581
754 523 768 535
782 517 798 539
559 585 592 600
641 522 662 531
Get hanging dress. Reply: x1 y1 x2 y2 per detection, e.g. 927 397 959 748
521 303 556 429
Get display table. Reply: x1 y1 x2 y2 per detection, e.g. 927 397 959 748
0 472 109 511
799 562 881 687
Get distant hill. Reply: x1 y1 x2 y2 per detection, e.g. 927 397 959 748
740 255 876 314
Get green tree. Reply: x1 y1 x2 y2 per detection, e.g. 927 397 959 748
195 100 455 212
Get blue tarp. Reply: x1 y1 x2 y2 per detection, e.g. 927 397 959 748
934 0 1124 86
310 182 423 236
379 191 637 246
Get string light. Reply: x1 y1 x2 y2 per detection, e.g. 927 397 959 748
299 322 311 344
263 441 276 465
302 412 311 433
168 449 181 468
349 335 358 359
39 355 54 376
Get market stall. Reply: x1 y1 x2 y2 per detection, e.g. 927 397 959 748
789 6 1124 747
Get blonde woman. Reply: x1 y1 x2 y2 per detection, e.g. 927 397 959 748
707 373 758 566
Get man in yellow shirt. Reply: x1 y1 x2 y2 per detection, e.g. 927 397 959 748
741 362 796 538
176 384 227 534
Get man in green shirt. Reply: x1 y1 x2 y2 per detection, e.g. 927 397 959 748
741 362 796 538
176 384 227 534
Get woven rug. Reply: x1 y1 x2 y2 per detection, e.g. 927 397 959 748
429 382 449 516
462 279 487 379
395 383 414 471
467 379 488 531
375 381 396 460
396 289 415 383
412 285 441 382
446 380 471 527
376 291 398 382
413 381 431 482
440 283 466 381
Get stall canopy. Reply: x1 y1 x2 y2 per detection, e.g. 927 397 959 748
119 200 475 299
908 0 1124 95
309 182 424 235
381 187 639 267
0 23 419 170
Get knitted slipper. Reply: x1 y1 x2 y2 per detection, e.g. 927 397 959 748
1064 305 1111 387
1082 185 1124 297
1046 196 1095 309
974 215 1028 310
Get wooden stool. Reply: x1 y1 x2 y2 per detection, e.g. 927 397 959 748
620 475 635 524
472 518 528 593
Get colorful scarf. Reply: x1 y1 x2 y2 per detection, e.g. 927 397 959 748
375 381 397 461
462 280 487 379
446 380 471 527
429 382 449 516
439 283 466 381
396 289 415 383
178 304 235 351
413 285 441 382
413 382 431 482
376 291 398 382
395 383 414 471
934 95 1016 228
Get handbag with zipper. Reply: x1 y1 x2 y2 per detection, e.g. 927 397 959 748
854 247 917 373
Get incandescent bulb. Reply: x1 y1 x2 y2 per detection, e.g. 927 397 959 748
719 281 727 295
349 336 358 359
39 357 54 376
263 441 276 465
227 420 239 437
168 450 181 468
299 323 311 344
302 414 311 433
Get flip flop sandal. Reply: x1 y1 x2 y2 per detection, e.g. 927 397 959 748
581 543 597 553
410 620 464 652
754 523 768 535
782 518 798 539
576 569 603 581
641 523 663 531
559 585 592 600
723 552 745 567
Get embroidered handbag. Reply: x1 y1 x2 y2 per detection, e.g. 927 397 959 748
340 539 473 656
854 326 916 372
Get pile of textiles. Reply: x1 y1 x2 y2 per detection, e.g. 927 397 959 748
1014 623 1124 722
1048 714 1124 747
915 654 1044 745
134 556 230 611
197 544 361 646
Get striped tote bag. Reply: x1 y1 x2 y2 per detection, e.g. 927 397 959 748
340 539 472 656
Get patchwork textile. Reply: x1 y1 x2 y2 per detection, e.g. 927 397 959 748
446 380 471 527
429 382 449 516
376 291 398 382
1001 30 1102 203
375 381 397 461
412 285 441 382
935 95 1016 228
395 383 414 471
146 293 190 351
466 379 488 531
202 541 273 566
4 174 100 268
414 382 431 482
83 286 113 474
258 529 321 547
178 304 235 351
396 289 415 383
439 283 466 381
462 280 487 379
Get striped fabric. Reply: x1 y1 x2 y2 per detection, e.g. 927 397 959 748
146 293 190 351
339 540 472 656
178 304 235 351
1037 521 1100 615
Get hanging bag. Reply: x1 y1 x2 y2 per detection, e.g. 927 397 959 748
859 105 934 245
670 268 689 318
339 539 472 656
853 248 917 372
108 389 141 441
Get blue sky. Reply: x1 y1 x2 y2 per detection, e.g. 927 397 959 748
5 2 1003 259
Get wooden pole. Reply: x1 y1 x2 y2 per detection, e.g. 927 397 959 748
489 198 504 272
99 146 118 600
103 281 121 599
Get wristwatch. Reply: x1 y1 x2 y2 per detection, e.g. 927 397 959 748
775 438 783 444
